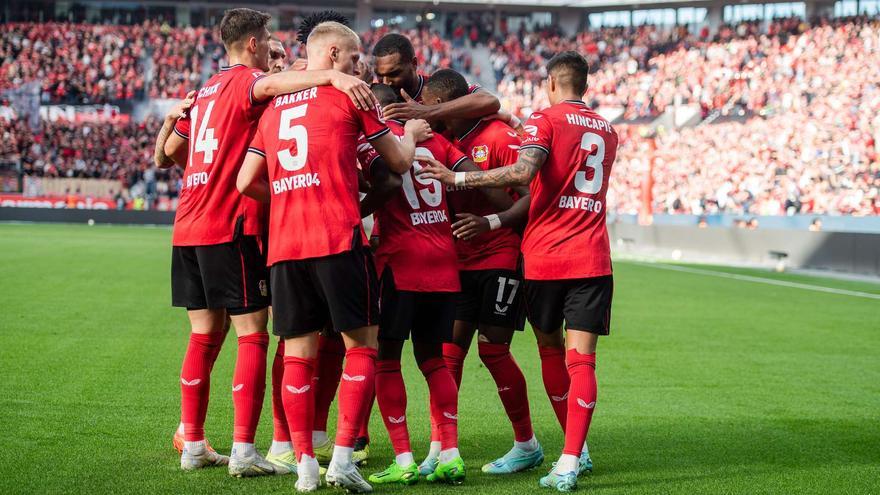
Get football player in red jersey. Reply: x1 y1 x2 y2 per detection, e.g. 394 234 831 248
155 8 379 477
419 68 545 475
418 51 618 493
236 22 433 493
268 36 287 74
355 84 515 486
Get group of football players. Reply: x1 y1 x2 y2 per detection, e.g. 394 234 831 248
153 8 617 494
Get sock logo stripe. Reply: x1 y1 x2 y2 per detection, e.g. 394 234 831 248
443 412 458 420
342 373 366 382
551 392 569 402
388 415 406 424
232 383 244 392
576 398 596 409
181 378 202 386
286 384 311 394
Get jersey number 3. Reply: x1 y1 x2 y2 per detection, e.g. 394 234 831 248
574 132 606 194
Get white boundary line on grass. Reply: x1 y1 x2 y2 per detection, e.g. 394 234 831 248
629 262 880 300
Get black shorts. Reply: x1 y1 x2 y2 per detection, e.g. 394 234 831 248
525 275 613 335
455 269 526 331
171 236 269 314
379 268 456 344
271 246 379 337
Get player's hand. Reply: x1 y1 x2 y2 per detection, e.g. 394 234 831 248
415 156 456 185
383 89 433 121
166 91 196 121
452 213 490 240
330 71 378 111
404 119 433 142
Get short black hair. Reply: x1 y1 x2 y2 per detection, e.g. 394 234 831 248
425 69 469 102
373 33 415 60
297 11 350 44
547 51 590 95
220 8 271 48
370 83 401 107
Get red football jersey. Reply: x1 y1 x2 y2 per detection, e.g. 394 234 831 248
172 64 268 246
358 120 465 292
451 119 523 271
519 100 618 280
249 86 390 265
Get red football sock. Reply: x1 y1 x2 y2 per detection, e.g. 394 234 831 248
479 343 534 442
539 346 570 431
442 343 468 389
282 355 315 461
180 331 225 441
314 334 346 433
335 347 377 448
421 357 458 450
562 349 597 456
271 340 290 442
358 387 374 442
375 360 410 455
232 332 269 443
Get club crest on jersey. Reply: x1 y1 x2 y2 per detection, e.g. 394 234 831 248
472 145 489 163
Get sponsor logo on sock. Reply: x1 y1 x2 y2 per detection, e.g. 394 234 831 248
342 373 366 382
388 415 406 424
498 386 511 392
181 378 202 386
232 384 244 392
576 398 596 409
286 384 311 394
550 392 569 402
443 412 458 420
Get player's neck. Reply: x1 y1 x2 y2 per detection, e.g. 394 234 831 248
227 52 257 70
306 61 333 71
554 93 583 105
450 118 481 140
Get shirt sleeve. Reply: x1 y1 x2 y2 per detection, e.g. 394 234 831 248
173 116 190 140
493 130 522 168
520 112 552 154
356 104 391 141
247 125 266 158
442 136 469 171
245 70 269 109
356 133 380 173
468 83 483 94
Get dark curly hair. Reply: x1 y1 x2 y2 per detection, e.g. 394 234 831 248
296 11 351 45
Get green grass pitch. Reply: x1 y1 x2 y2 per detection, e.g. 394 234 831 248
0 222 878 494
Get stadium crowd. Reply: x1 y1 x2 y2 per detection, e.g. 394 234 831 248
0 15 877 215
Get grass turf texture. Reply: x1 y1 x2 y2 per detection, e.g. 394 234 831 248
0 222 878 494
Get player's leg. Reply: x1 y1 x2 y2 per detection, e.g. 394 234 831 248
413 293 464 485
174 315 229 454
179 308 230 470
318 245 380 493
266 337 297 471
525 279 570 430
540 276 612 492
172 244 229 469
370 274 419 485
312 330 346 464
370 339 419 485
477 269 543 474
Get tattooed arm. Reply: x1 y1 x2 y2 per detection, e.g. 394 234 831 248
416 147 548 188
154 91 195 168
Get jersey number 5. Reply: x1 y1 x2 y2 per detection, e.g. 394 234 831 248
278 104 309 171
574 132 606 194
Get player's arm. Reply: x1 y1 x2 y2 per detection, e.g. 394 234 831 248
418 146 547 188
252 70 377 110
154 91 195 168
452 185 531 241
359 157 402 217
488 109 524 134
383 89 501 121
369 119 433 174
237 151 270 203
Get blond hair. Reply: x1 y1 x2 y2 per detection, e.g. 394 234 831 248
306 21 360 50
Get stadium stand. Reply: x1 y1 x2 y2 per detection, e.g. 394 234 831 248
0 12 877 215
